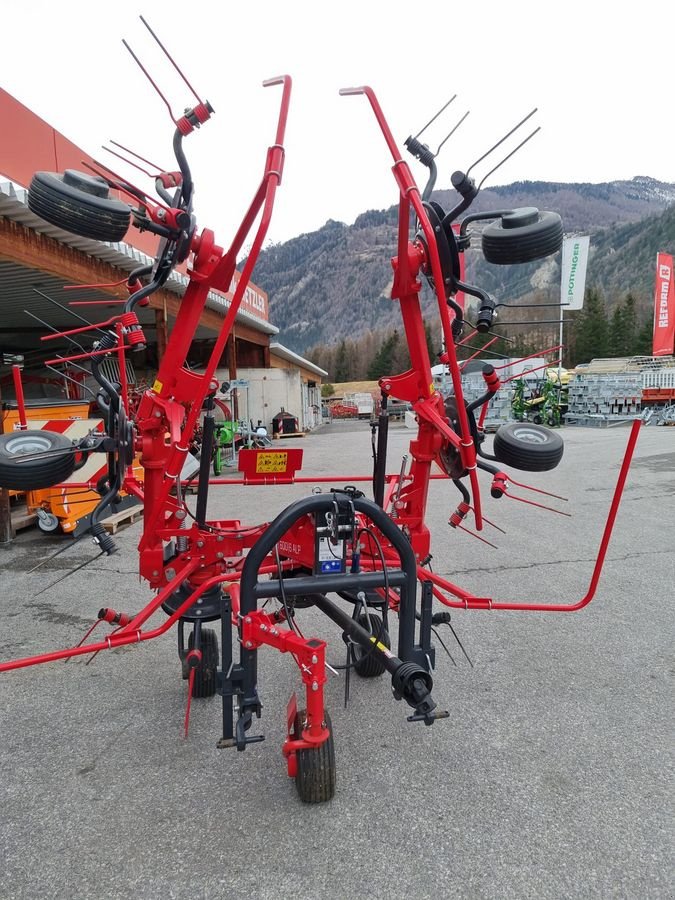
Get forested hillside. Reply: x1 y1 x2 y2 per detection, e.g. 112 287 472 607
248 176 675 372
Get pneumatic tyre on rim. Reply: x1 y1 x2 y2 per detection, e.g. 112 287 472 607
294 709 336 803
187 628 219 698
493 422 564 471
28 170 131 242
353 612 390 678
0 430 77 491
482 208 563 265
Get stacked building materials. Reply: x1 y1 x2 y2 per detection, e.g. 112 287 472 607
460 373 514 432
566 373 642 425
641 367 675 406
566 357 675 425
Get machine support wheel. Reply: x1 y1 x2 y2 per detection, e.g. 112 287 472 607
0 430 77 491
493 422 564 471
294 709 336 803
352 612 390 678
28 170 131 242
481 208 563 265
187 628 219 698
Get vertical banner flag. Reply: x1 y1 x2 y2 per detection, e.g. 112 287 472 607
652 252 675 357
560 235 590 310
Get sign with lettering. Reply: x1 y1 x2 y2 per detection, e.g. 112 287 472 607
255 452 288 473
560 235 590 311
652 252 675 357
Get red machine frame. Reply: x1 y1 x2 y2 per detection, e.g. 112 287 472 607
0 24 641 802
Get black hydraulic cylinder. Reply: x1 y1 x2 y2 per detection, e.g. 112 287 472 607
419 579 435 670
195 402 215 527
373 410 389 509
219 590 234 746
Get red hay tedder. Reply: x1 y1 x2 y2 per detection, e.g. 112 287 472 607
0 19 640 802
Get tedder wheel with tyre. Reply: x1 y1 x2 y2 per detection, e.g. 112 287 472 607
293 709 336 803
28 170 131 243
187 628 219 698
481 208 563 265
0 430 77 491
352 612 391 678
492 422 564 472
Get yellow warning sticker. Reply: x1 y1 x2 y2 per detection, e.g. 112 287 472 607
369 636 391 654
152 379 163 393
255 452 288 474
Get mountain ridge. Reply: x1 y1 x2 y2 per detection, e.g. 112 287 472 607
251 176 675 354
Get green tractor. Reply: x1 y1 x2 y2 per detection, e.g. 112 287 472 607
512 376 567 428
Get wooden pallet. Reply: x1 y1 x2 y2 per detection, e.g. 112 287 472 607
101 504 144 534
10 502 37 532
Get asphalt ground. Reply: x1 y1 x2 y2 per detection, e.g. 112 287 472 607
0 421 672 899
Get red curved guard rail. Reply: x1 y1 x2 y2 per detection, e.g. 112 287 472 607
418 420 641 611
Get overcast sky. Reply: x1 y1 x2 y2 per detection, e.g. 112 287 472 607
1 0 672 249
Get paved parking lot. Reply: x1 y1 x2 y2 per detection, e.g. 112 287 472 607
0 422 672 899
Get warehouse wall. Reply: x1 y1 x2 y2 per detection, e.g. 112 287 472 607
212 366 320 433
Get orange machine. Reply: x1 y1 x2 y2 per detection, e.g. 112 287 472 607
2 402 142 535
21 418 143 535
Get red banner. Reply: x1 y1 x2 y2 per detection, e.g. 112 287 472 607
652 252 675 357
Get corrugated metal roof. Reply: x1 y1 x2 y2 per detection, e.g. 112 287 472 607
0 182 278 336
269 342 327 377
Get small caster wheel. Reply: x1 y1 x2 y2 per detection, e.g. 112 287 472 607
187 627 219 698
293 709 336 803
37 510 61 533
352 613 390 678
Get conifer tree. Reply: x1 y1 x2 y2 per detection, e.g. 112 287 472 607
334 340 350 383
634 317 655 357
572 287 609 364
367 331 399 379
609 293 639 357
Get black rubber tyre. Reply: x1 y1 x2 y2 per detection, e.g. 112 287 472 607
493 422 564 471
482 208 563 265
28 170 131 242
187 628 219 698
353 613 390 678
0 430 77 491
294 709 336 803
